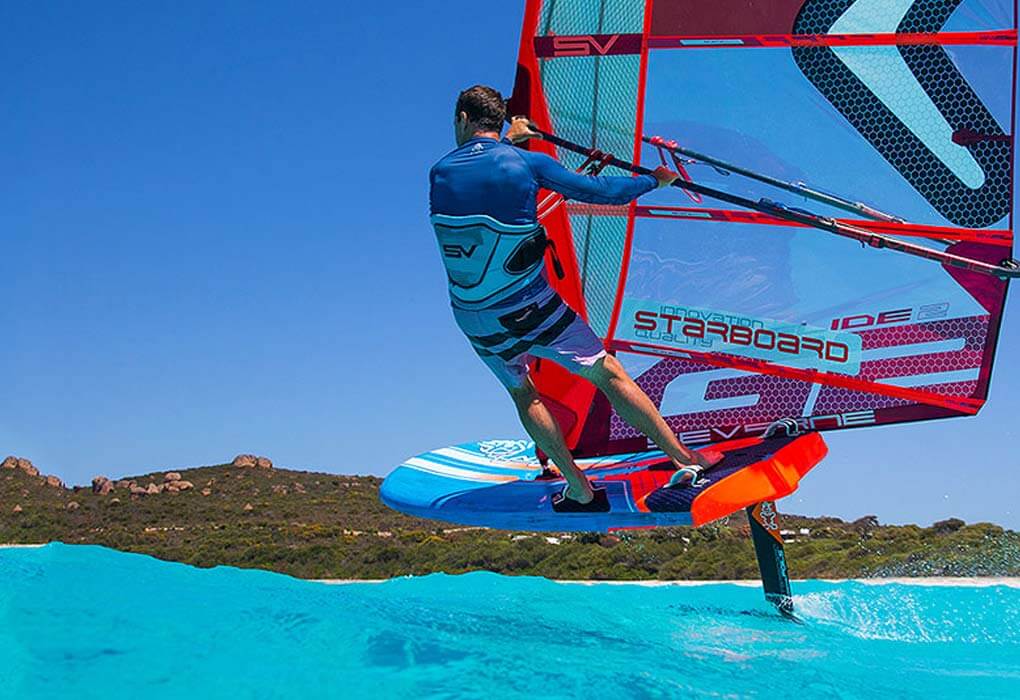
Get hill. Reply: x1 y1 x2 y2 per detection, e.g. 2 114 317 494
2 456 1018 580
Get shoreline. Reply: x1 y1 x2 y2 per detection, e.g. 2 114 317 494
5 546 1018 587
313 576 1020 588
556 577 1020 588
314 579 1020 587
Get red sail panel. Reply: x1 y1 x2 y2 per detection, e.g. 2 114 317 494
511 0 1016 456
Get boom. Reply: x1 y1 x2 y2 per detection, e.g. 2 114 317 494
530 124 1020 280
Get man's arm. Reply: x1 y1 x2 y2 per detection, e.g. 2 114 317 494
504 117 681 204
525 150 659 205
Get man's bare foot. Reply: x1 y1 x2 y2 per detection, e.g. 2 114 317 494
698 449 725 469
672 449 724 472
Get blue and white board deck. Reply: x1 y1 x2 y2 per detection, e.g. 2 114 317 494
380 434 827 532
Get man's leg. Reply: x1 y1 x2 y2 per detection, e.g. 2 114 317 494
578 354 711 469
508 377 595 503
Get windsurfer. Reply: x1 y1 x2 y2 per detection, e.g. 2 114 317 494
429 85 721 506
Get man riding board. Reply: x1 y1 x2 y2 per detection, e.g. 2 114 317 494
429 85 721 508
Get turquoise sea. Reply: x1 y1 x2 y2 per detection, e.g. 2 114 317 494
1 544 1018 699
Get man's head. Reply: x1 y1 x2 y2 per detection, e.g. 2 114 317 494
455 85 506 145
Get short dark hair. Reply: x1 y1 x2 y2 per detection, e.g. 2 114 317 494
455 85 506 132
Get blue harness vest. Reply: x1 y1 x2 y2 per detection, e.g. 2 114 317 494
431 213 549 309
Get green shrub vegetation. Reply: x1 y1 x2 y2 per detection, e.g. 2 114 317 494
2 464 1017 580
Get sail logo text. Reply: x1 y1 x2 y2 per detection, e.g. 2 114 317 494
676 411 877 446
830 303 949 330
552 34 621 57
633 309 851 365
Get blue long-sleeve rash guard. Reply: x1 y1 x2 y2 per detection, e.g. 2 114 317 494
429 137 657 224
428 137 657 310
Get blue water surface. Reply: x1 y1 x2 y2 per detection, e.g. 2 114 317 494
1 543 1018 699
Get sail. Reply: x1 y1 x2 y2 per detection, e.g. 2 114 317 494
509 0 1016 455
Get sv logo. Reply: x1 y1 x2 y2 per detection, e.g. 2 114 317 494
443 244 478 258
552 34 620 57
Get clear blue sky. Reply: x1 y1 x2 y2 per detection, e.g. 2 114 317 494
3 1 1017 527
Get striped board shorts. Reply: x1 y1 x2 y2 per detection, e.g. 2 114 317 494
451 278 608 390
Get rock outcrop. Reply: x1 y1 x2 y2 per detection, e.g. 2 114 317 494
4 461 213 500
232 454 273 469
3 457 40 477
84 473 196 497
933 517 965 534
3 456 64 489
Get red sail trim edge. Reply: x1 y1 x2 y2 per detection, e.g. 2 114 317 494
648 30 1019 49
534 30 1018 58
508 0 598 450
